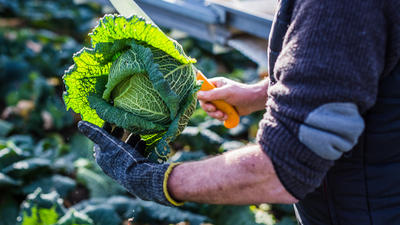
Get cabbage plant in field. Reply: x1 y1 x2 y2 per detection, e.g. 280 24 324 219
63 15 200 161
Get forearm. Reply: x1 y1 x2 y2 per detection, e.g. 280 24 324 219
167 144 297 205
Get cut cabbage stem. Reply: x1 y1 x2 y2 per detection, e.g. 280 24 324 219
196 71 240 129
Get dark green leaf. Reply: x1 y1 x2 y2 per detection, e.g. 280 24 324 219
220 140 245 152
69 133 94 159
72 198 108 211
53 153 77 174
82 205 121 225
72 197 136 220
8 135 34 151
22 175 76 198
176 126 223 153
170 151 206 162
212 206 269 225
276 217 297 225
135 199 210 225
0 144 28 170
198 119 228 136
0 196 19 225
0 172 22 188
74 196 209 225
106 196 141 219
75 166 125 198
44 98 74 130
19 189 66 225
188 108 209 126
21 205 59 225
228 116 254 138
0 119 13 137
33 135 65 159
273 204 295 214
55 209 93 225
3 158 52 178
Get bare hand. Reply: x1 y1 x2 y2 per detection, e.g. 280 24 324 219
197 77 269 121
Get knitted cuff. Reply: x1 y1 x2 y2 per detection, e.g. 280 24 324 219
257 120 333 199
163 163 184 206
142 163 184 207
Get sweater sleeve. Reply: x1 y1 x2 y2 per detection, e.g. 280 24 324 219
257 0 386 199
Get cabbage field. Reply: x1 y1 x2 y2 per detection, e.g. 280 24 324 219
0 0 296 224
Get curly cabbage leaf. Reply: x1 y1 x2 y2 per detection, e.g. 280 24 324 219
63 15 200 161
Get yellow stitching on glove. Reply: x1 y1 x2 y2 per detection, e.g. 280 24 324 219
163 162 185 206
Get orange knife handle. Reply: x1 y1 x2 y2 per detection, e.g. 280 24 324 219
196 71 240 129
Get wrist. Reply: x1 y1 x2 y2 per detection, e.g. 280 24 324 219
164 163 185 206
166 162 191 203
248 78 269 112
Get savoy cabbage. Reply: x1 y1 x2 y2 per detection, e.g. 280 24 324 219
63 15 200 161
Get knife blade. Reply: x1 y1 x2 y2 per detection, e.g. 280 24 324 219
109 0 155 24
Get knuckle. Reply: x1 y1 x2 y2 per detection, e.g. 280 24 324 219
210 111 222 119
206 104 215 112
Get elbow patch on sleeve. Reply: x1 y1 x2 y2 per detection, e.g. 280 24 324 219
299 102 365 160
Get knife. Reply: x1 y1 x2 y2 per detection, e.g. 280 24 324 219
108 0 240 128
109 0 155 25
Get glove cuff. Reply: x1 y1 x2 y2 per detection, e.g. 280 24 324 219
163 162 184 206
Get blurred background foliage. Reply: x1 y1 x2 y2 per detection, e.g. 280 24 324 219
0 0 296 224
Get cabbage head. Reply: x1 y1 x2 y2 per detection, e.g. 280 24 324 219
63 15 200 162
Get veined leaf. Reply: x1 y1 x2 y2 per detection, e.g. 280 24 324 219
63 15 200 161
89 15 195 65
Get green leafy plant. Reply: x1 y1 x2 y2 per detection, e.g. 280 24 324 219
63 15 201 161
22 205 59 225
55 209 93 225
0 0 297 223
19 189 66 225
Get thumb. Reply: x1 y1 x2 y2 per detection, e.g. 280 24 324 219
197 86 230 102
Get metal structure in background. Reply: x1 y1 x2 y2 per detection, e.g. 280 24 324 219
101 0 277 71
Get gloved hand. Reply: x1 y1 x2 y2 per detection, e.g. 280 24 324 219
77 120 183 206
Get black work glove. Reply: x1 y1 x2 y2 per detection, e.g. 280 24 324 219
78 121 183 206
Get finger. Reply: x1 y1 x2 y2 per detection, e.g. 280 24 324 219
208 110 227 121
208 77 226 88
199 101 216 112
197 87 230 102
78 121 126 150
